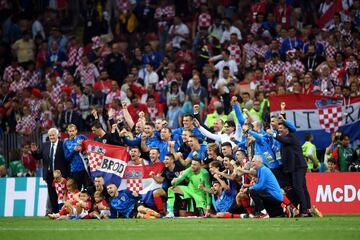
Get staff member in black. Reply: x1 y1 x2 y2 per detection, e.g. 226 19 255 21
272 122 311 217
31 128 69 213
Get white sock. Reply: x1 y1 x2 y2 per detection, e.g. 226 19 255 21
260 209 268 215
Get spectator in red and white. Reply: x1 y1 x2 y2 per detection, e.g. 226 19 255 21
35 41 48 69
264 52 285 76
21 61 41 87
242 33 256 69
154 0 175 52
147 95 164 122
302 72 320 94
274 0 293 29
174 41 195 81
249 0 268 24
192 4 212 39
2 59 24 83
227 33 241 68
127 96 149 123
253 36 269 59
105 80 128 108
75 55 100 87
284 49 305 76
9 70 29 93
66 36 83 70
15 105 36 136
168 16 190 50
220 17 242 45
318 64 337 95
344 60 359 85
11 31 35 64
93 70 112 94
250 13 265 35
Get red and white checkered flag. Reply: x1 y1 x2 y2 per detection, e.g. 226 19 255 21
127 178 143 193
318 106 343 133
88 152 104 172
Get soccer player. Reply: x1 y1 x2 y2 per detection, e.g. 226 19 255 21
165 159 211 217
63 124 89 190
149 153 185 214
107 183 141 218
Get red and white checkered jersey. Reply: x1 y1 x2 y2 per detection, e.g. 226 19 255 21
15 114 36 133
325 45 337 59
227 44 242 65
254 44 269 58
9 79 29 93
198 13 211 29
243 42 256 68
284 60 305 74
50 82 65 104
3 65 24 82
75 63 100 87
52 178 67 202
264 60 285 75
154 5 175 19
67 46 84 67
22 70 41 87
340 29 353 46
65 189 80 201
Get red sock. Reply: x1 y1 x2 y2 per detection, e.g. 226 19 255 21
59 208 67 216
223 213 233 218
154 196 164 212
240 198 252 214
232 214 241 218
283 195 295 208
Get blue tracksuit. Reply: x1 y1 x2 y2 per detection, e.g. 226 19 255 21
63 135 88 172
124 133 159 147
248 130 278 169
250 165 283 202
172 127 204 144
110 190 141 218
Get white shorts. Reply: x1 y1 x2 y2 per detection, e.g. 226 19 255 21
100 210 111 216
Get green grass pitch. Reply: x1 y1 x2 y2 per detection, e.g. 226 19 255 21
0 216 360 240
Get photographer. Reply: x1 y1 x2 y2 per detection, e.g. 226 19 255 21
348 145 360 172
331 134 354 172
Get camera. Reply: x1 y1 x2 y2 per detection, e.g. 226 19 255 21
349 164 360 172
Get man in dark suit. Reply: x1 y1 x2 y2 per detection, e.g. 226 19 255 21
272 122 311 217
31 128 69 214
59 100 83 132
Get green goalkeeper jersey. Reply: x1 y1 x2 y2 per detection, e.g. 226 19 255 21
173 167 212 207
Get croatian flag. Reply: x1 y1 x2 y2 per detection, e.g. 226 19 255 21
81 140 129 187
118 162 164 194
269 94 360 149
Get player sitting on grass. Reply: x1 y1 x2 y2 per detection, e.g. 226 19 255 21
52 170 67 210
89 191 111 219
165 159 211 218
149 153 185 215
48 179 80 219
107 183 141 218
73 190 92 219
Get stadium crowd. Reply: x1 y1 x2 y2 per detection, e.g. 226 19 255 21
0 0 359 219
